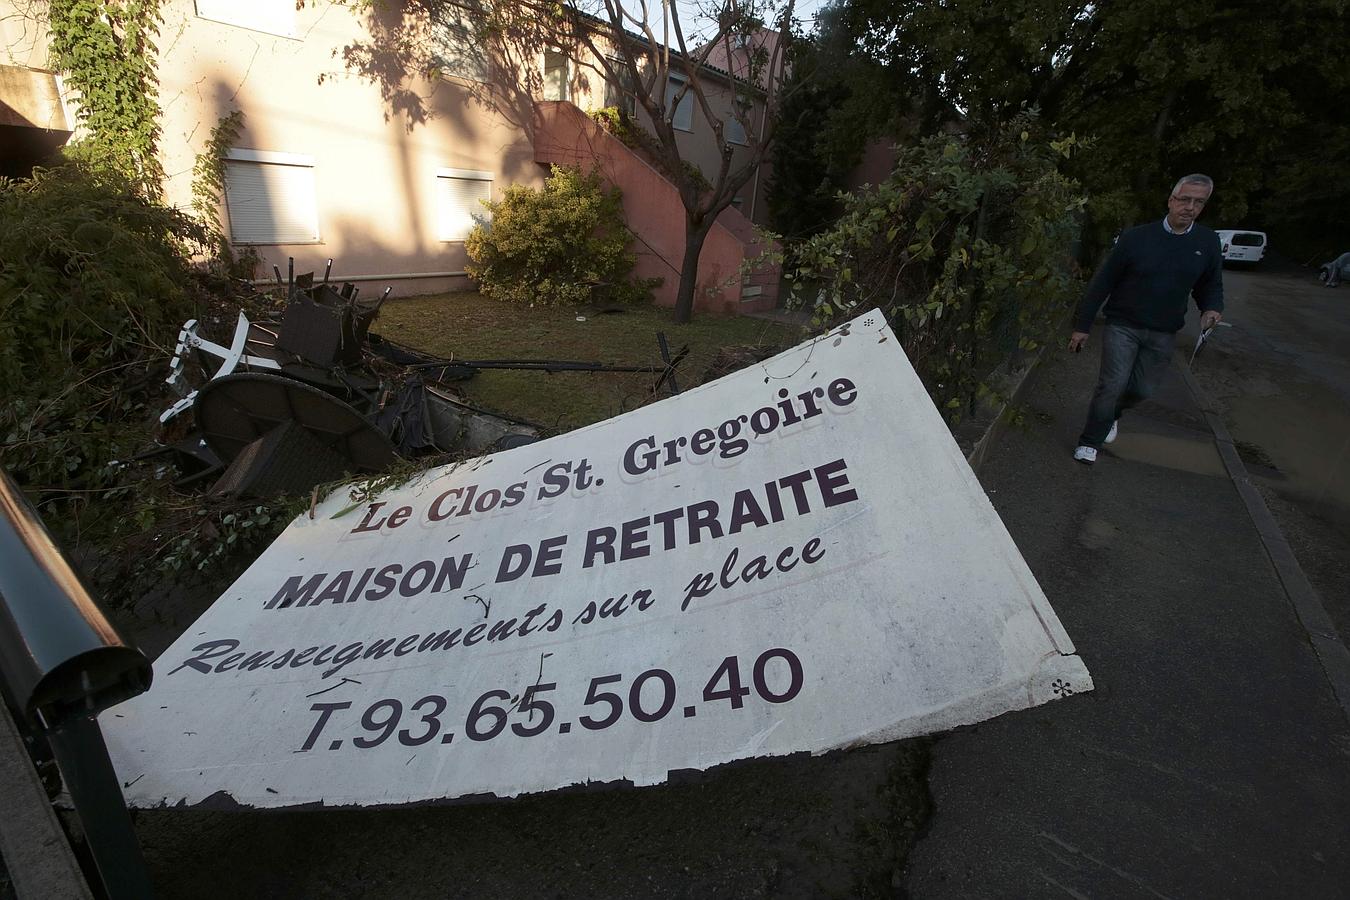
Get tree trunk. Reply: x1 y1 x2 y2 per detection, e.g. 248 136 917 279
672 220 711 324
1134 86 1180 194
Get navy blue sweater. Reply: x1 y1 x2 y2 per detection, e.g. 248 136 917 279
1074 220 1224 334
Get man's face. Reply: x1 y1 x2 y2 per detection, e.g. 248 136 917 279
1167 183 1211 230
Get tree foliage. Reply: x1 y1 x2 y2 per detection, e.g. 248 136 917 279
822 0 1350 256
0 163 210 500
767 13 904 243
789 114 1086 420
465 165 657 306
46 0 166 196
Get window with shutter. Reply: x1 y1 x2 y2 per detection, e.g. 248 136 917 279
222 151 319 245
665 75 693 132
725 116 747 145
436 169 493 242
604 57 637 116
543 50 570 102
431 10 489 82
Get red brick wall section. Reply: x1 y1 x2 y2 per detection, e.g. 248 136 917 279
533 102 779 314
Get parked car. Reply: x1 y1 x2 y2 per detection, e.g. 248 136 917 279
1319 251 1350 287
1215 229 1267 265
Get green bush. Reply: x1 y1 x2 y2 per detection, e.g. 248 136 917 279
789 113 1087 421
0 162 210 501
465 165 658 306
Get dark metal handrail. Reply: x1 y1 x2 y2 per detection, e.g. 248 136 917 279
0 466 154 898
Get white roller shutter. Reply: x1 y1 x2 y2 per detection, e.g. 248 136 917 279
665 75 693 132
726 116 747 145
436 171 492 242
223 156 319 245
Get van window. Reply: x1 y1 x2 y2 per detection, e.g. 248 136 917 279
1232 233 1264 246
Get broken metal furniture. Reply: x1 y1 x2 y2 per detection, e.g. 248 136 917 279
160 311 281 424
275 283 386 369
401 333 689 395
194 373 398 497
149 255 701 499
273 257 389 368
0 467 153 900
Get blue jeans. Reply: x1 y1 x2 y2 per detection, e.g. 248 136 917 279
1078 321 1175 448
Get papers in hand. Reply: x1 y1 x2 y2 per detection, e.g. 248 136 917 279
1189 321 1231 366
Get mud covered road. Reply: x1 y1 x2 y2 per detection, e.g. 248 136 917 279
1187 263 1350 642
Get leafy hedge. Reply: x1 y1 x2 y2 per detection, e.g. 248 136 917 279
0 163 209 501
789 113 1087 421
466 165 659 306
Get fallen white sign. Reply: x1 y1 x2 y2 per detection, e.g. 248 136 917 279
103 310 1091 809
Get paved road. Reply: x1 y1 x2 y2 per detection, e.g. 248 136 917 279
1188 265 1350 643
905 330 1350 897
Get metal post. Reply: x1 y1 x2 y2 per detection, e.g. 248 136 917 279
0 699 92 899
656 331 681 396
0 468 155 898
44 715 155 899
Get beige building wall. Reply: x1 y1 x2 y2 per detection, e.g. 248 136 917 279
660 79 769 226
151 0 543 295
0 9 53 70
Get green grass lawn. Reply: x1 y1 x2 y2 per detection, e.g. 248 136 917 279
372 292 806 433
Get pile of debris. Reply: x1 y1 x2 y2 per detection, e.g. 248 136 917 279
147 259 683 499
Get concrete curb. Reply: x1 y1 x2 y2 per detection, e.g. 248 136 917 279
0 703 92 899
966 349 1049 474
1179 363 1350 725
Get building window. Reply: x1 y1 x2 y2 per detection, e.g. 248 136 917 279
432 10 489 82
543 50 570 102
665 74 693 132
604 57 637 116
222 149 319 244
725 116 747 145
437 169 492 241
194 0 296 39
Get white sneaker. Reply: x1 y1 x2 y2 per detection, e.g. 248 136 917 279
1073 445 1098 464
1105 420 1119 444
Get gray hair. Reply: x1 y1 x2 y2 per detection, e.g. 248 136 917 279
1172 174 1214 194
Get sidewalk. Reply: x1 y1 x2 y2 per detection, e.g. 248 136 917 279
905 342 1350 897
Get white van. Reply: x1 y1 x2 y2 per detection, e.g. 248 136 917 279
1215 229 1267 264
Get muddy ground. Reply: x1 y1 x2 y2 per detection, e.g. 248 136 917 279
1187 261 1350 643
125 740 929 898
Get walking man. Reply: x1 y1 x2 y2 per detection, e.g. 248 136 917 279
1070 175 1224 464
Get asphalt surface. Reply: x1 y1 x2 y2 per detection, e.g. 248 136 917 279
904 315 1350 897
